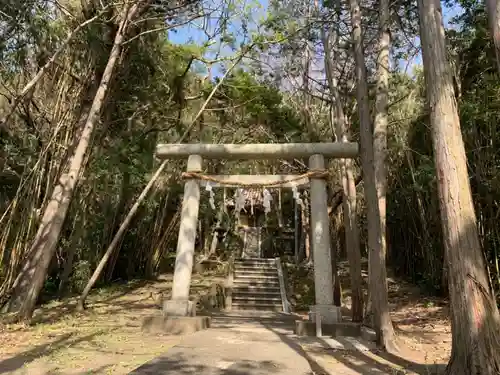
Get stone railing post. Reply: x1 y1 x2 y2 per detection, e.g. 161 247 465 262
275 257 291 313
164 155 202 316
225 255 235 311
308 154 340 324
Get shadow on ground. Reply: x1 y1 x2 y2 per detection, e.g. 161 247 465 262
15 272 225 328
128 354 290 375
24 279 155 326
128 312 446 375
0 330 111 374
263 319 446 375
128 313 315 375
210 313 446 374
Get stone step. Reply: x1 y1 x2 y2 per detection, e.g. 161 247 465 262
231 302 283 311
234 258 276 266
232 288 281 297
233 275 279 287
230 257 284 313
232 289 281 297
232 295 282 303
234 273 279 280
233 278 280 286
234 269 278 277
234 269 277 276
232 289 282 296
234 266 277 271
233 265 277 272
233 284 280 291
233 264 277 270
232 297 282 305
234 258 276 263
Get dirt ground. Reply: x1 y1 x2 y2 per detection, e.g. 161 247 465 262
0 272 225 375
298 277 451 374
0 267 451 375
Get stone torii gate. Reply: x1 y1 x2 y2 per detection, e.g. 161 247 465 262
156 142 358 325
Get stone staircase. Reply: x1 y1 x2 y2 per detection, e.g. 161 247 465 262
231 258 284 311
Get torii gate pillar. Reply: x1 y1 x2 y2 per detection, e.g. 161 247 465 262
163 155 202 317
308 154 339 324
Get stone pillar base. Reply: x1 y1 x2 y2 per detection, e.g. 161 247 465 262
142 315 210 335
308 304 341 324
163 299 196 317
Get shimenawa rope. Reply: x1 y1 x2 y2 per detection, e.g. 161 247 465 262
180 169 329 188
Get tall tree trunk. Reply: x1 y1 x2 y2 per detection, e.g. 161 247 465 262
369 0 391 327
4 3 140 320
301 197 312 263
485 0 500 73
374 0 390 271
301 0 315 141
294 199 300 264
206 207 225 258
331 209 343 307
321 22 364 322
418 0 500 372
343 147 363 322
348 0 397 350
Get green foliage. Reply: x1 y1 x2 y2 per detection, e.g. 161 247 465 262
284 262 315 310
212 69 303 141
0 0 52 68
70 261 93 293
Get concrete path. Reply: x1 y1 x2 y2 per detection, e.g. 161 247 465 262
129 311 312 375
128 311 376 375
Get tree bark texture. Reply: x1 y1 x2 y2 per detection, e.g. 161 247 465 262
321 23 364 322
348 0 397 349
301 196 312 263
370 0 392 329
485 0 500 73
374 0 390 268
418 0 500 372
330 209 343 307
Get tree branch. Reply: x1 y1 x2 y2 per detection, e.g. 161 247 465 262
0 12 104 134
